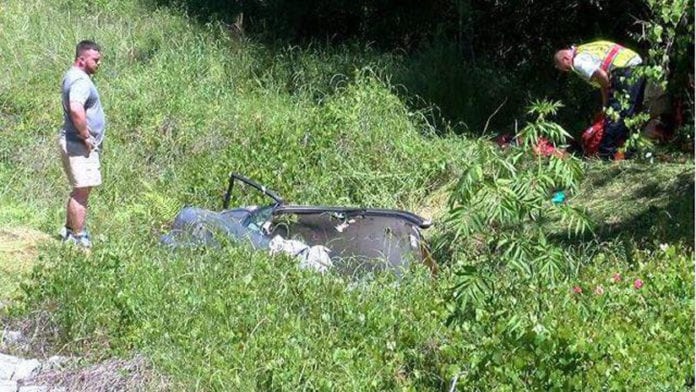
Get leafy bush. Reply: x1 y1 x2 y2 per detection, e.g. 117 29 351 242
441 242 694 390
438 100 590 286
435 100 693 389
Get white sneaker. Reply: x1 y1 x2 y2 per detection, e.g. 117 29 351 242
62 229 92 248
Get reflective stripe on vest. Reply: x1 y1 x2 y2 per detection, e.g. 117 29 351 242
600 44 622 72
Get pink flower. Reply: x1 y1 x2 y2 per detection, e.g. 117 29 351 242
612 273 622 283
634 279 644 289
594 285 605 296
572 286 583 294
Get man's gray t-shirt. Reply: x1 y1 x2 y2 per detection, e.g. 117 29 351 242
60 66 106 146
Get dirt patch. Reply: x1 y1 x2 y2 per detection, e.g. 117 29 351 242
0 227 52 266
19 354 172 392
414 184 451 225
0 227 52 302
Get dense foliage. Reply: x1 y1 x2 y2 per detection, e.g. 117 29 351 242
439 101 590 313
0 0 693 390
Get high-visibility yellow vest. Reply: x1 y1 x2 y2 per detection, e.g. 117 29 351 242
572 40 642 87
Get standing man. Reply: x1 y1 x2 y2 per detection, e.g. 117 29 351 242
554 40 646 158
59 40 105 248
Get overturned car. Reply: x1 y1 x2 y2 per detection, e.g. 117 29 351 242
161 173 435 277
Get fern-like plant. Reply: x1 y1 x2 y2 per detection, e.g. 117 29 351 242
440 99 592 320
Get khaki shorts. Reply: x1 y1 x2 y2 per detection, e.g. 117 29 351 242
59 136 102 188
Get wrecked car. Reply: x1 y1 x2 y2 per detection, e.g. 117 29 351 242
161 173 435 277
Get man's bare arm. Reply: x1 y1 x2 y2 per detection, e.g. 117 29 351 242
68 101 93 151
591 69 611 108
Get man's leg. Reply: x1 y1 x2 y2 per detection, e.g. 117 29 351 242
599 68 646 159
66 186 92 233
599 117 627 159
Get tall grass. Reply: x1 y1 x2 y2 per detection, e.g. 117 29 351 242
0 2 474 388
0 0 469 229
25 242 459 390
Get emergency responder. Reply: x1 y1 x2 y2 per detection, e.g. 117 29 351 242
554 40 646 159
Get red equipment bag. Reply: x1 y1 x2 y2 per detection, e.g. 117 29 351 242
581 114 605 156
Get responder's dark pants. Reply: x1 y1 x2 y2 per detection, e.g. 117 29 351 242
599 67 646 159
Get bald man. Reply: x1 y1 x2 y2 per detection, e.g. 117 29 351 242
555 41 646 158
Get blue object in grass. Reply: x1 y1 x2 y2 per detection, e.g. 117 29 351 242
551 191 566 205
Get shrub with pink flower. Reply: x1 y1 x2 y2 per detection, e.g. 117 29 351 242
634 279 644 289
572 286 583 294
612 273 622 283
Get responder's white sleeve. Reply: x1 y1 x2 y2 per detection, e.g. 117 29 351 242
572 52 601 83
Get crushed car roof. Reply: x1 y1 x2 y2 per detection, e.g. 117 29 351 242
162 173 435 277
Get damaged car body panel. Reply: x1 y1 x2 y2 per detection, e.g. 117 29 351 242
161 173 435 277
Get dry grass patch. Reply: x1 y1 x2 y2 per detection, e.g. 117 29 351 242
22 355 173 392
414 182 452 226
0 227 52 302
